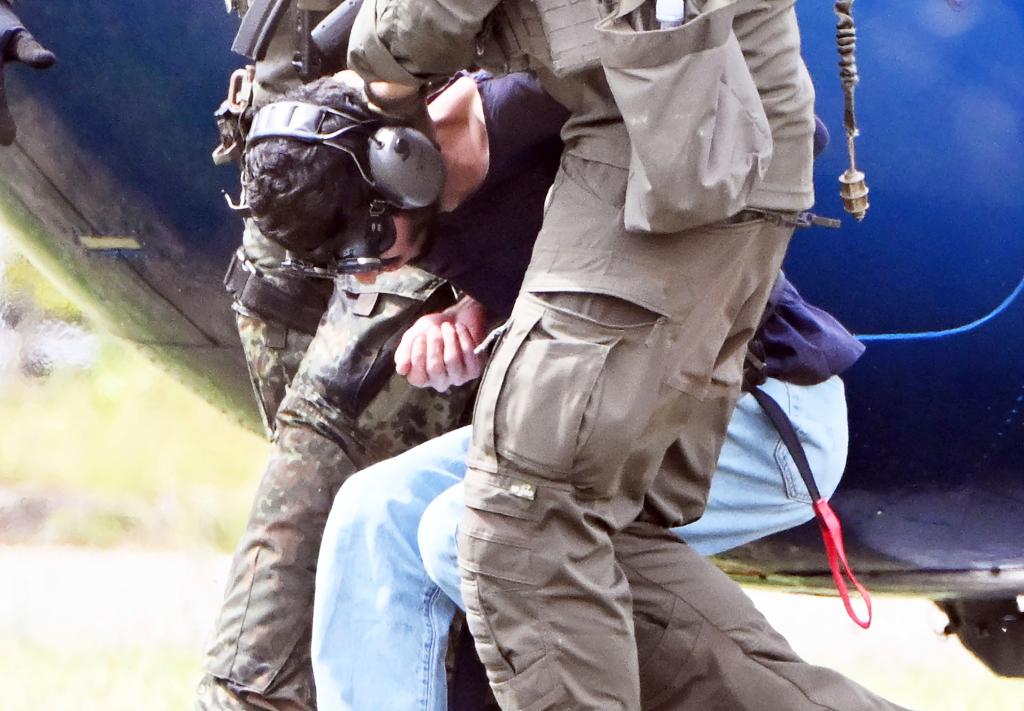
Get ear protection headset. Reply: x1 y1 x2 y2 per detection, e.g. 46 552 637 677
245 98 446 273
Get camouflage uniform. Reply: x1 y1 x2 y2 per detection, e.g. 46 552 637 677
235 309 312 438
198 4 474 708
232 224 322 436
200 266 475 711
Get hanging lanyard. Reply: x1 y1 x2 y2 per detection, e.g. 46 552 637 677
749 385 873 629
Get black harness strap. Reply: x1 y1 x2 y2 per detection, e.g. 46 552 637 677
747 386 822 501
224 252 328 336
746 381 873 628
232 0 290 60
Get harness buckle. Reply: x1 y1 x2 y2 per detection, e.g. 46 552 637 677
212 66 256 166
227 66 255 113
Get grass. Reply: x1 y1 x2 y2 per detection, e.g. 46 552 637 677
0 314 269 550
1 642 200 711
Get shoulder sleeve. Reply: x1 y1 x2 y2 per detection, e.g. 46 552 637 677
348 0 502 84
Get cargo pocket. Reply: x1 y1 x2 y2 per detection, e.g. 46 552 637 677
596 1 772 233
241 348 285 439
459 476 560 707
467 305 543 474
495 336 612 474
236 314 310 438
471 294 669 497
471 296 618 479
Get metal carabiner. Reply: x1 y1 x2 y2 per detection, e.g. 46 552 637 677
227 66 255 114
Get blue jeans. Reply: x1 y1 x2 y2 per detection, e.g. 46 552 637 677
312 376 847 711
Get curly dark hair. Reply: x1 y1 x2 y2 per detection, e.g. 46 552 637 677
241 78 375 255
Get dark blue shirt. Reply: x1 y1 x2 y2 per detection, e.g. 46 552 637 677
418 73 863 384
419 73 564 317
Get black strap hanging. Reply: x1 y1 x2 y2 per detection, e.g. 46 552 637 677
748 384 874 629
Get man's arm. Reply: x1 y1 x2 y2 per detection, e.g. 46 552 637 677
346 0 499 88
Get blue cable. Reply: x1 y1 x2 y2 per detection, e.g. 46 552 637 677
855 275 1024 342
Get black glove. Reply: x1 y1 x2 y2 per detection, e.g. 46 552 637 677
0 1 56 146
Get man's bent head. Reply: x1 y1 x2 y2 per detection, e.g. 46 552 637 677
241 77 444 274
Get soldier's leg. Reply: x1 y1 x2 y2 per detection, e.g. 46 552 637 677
624 360 899 709
199 422 355 711
235 312 314 439
198 268 473 711
458 157 792 708
619 523 909 711
459 293 676 709
199 8 344 706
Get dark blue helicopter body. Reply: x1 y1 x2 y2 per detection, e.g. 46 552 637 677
0 0 1021 673
764 1 1024 584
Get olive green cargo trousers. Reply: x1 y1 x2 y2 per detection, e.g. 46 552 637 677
458 153 831 710
621 523 909 710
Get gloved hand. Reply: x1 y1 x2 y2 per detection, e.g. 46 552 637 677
0 1 56 145
332 68 434 139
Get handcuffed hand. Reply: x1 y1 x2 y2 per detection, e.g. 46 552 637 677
395 295 488 391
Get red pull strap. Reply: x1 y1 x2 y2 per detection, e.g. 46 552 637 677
813 499 873 629
747 385 874 628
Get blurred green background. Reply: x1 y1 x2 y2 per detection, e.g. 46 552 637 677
1 245 1022 711
0 330 264 551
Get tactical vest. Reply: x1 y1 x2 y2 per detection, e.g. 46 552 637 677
227 0 338 17
477 0 737 78
478 0 613 77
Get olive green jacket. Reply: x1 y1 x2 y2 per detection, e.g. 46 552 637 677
347 0 815 214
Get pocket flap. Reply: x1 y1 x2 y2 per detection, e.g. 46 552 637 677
464 471 543 522
597 1 740 68
597 3 772 232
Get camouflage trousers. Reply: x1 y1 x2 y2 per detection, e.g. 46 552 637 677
198 266 475 711
235 312 314 439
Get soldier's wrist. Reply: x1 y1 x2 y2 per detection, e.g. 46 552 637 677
365 81 425 116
